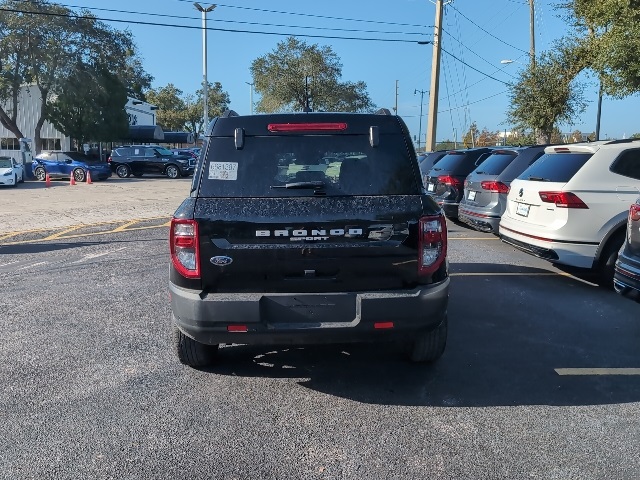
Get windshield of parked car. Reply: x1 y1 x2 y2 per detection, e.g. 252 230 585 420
0 158 12 168
517 152 592 182
199 135 418 197
473 152 518 175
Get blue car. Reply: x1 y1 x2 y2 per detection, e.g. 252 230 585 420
33 151 112 182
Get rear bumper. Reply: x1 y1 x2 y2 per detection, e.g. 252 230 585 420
170 279 449 346
614 249 640 294
458 207 501 233
499 225 598 268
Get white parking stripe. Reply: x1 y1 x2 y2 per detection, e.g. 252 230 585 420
555 368 640 376
72 247 127 264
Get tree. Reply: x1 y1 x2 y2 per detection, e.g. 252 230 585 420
146 84 187 131
250 37 375 113
506 50 587 144
46 64 129 144
461 122 478 147
476 127 499 147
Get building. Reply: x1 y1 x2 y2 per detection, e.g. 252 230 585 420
0 85 158 158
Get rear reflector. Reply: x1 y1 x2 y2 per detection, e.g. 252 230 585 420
630 203 640 222
539 191 588 209
374 322 394 329
227 325 248 332
480 181 509 193
267 122 347 132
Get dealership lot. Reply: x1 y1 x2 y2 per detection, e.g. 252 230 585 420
1 180 639 478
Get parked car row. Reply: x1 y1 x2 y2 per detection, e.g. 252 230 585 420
29 146 201 183
424 140 640 296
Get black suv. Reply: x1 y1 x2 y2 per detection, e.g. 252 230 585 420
169 110 449 368
108 145 194 179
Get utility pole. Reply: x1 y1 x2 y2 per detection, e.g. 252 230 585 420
426 0 444 151
529 0 535 67
194 3 216 129
415 89 427 151
394 80 399 115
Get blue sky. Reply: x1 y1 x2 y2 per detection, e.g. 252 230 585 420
68 0 640 142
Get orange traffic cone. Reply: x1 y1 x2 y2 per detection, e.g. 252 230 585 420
45 173 51 188
69 172 76 186
86 170 93 184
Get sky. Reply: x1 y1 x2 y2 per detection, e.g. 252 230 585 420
56 0 640 144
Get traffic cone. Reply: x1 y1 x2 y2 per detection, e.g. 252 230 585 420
86 170 93 184
69 172 76 186
45 173 51 188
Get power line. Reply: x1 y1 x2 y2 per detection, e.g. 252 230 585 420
440 46 509 85
448 3 529 54
14 0 428 37
437 90 509 114
0 6 431 43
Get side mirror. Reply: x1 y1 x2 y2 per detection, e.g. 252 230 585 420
65 159 73 164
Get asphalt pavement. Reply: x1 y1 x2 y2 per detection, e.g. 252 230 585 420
1 221 639 479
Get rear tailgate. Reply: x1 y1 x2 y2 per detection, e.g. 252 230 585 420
195 196 431 293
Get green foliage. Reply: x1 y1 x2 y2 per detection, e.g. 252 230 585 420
434 141 456 151
506 51 587 144
47 65 129 143
250 37 375 113
146 84 187 131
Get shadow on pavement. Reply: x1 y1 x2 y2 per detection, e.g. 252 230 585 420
204 264 640 407
0 237 163 255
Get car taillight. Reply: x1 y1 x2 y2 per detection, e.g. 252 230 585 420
438 175 463 190
418 215 447 276
480 181 509 194
630 203 640 222
107 156 112 163
267 122 348 132
538 191 588 209
170 218 200 279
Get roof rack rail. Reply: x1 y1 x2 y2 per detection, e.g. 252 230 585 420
221 110 239 118
376 108 393 115
604 138 640 145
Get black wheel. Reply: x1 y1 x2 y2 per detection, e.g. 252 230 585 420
173 324 218 368
35 167 46 181
166 164 181 179
73 168 86 183
598 231 625 289
408 316 448 363
115 164 131 178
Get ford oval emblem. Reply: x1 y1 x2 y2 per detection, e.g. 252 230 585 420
210 256 233 266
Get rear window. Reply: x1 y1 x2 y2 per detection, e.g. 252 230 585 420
198 135 418 197
473 153 518 175
430 151 486 173
517 152 592 183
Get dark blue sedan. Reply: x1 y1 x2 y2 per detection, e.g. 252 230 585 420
33 151 112 182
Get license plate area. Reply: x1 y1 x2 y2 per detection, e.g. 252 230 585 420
468 190 476 201
260 294 356 325
427 183 435 192
516 202 530 217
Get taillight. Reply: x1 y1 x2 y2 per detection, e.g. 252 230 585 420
539 191 588 209
438 175 463 190
480 181 509 194
630 203 640 222
107 156 112 163
418 216 447 276
170 218 200 279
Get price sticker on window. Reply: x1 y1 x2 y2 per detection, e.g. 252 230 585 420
208 162 238 181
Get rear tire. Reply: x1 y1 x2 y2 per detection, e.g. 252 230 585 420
116 164 131 178
35 167 46 181
166 164 181 179
409 315 448 363
173 324 218 368
597 231 625 289
73 168 86 183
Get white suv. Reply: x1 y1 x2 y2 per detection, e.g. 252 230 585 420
499 140 640 286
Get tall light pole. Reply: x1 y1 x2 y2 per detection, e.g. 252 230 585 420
194 2 216 129
414 89 427 151
245 82 254 114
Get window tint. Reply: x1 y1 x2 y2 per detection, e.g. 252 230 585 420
198 135 418 198
65 152 90 161
474 153 518 175
610 149 640 180
517 153 592 182
430 151 470 172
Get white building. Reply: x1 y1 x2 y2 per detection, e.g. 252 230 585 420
0 85 157 158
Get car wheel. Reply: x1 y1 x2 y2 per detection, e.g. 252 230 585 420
597 231 626 289
12 174 17 187
408 315 447 363
73 168 86 183
166 165 181 179
35 167 46 181
172 324 218 368
116 164 131 178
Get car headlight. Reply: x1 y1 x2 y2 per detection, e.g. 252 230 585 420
2 171 11 176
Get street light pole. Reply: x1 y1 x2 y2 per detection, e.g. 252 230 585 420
194 3 216 130
414 89 427 151
245 82 254 115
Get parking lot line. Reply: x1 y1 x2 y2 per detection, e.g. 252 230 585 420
555 368 640 376
41 225 82 241
111 220 140 232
